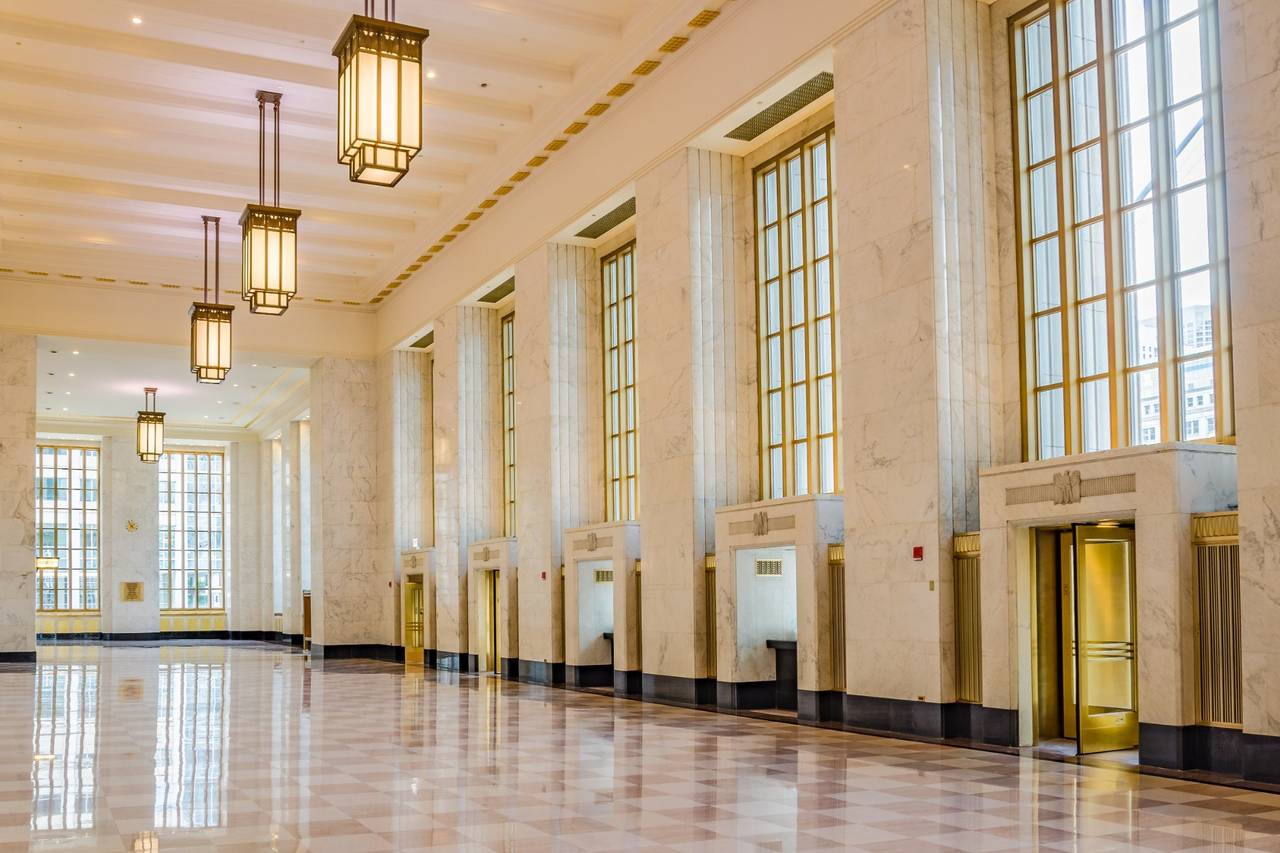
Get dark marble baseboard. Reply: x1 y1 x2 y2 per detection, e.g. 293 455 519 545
614 669 642 697
424 649 437 669
1242 733 1280 784
312 643 401 663
435 651 476 672
517 659 565 685
38 632 101 642
717 680 778 711
566 664 612 688
641 673 715 707
844 694 946 739
500 657 519 680
798 689 844 723
285 634 305 647
0 651 36 664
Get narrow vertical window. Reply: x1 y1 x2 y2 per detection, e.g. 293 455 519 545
1014 0 1231 459
755 127 839 499
501 312 517 535
602 242 639 521
34 445 100 612
158 450 226 611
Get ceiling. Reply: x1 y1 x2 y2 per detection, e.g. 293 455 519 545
0 0 684 309
35 336 309 428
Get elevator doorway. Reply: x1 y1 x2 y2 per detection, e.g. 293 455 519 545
1033 524 1138 756
483 569 501 675
403 574 425 668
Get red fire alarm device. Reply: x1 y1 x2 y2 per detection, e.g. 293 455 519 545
912 546 924 561
540 570 547 580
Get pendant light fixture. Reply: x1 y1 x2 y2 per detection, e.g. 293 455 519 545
136 387 164 463
241 91 301 315
333 1 430 187
191 215 234 384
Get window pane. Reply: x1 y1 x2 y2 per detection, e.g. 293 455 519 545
1034 238 1061 311
1116 44 1150 125
1129 368 1161 444
1181 358 1215 439
793 385 808 439
1167 18 1203 105
1075 222 1106 299
1038 388 1066 458
793 444 808 496
818 437 835 494
1167 0 1197 20
1119 123 1153 205
1069 68 1100 145
1113 0 1147 46
1078 301 1109 377
1126 286 1160 366
1081 378 1111 452
1067 0 1097 69
1177 271 1214 355
1030 163 1058 238
1036 313 1064 386
1175 184 1210 271
1025 15 1053 90
1028 91 1056 162
1172 100 1206 187
1122 204 1156 285
1073 143 1103 222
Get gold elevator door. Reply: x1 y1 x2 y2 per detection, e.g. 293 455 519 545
1073 525 1139 755
403 574 425 668
485 570 500 674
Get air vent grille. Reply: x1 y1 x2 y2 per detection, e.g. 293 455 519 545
575 197 636 239
593 569 614 584
726 72 834 142
755 558 783 577
479 276 515 304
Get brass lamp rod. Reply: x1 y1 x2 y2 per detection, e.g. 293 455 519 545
256 91 282 207
363 0 396 21
144 387 157 410
202 215 221 303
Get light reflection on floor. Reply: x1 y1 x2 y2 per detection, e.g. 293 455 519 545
1 643 1278 851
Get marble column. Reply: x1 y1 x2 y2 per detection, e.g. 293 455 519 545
634 147 755 702
229 438 266 634
514 243 603 682
0 333 35 659
432 307 503 668
308 357 386 651
100 433 159 637
835 0 1000 726
1222 0 1280 764
377 349 433 648
283 421 303 639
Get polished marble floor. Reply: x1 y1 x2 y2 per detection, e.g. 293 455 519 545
3 644 1280 851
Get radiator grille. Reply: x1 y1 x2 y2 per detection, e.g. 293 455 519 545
828 544 846 692
953 532 982 705
1193 512 1241 727
593 568 614 584
755 558 783 577
704 554 716 679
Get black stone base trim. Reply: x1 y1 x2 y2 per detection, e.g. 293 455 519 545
844 694 945 739
1139 723 1247 775
641 673 715 707
38 632 101 642
500 657 519 680
311 643 401 662
436 651 476 672
977 706 1019 746
424 649 438 669
0 651 36 663
566 664 612 688
1243 732 1280 784
101 631 241 641
717 680 778 711
518 659 565 685
798 689 844 723
614 669 642 697
285 633 304 647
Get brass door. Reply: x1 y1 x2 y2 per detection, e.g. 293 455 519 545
486 570 500 674
1073 525 1138 754
403 576 424 667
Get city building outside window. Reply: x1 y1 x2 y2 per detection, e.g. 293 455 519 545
158 450 226 611
34 445 100 612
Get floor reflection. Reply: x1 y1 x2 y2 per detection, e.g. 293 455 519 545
32 661 98 831
153 660 227 830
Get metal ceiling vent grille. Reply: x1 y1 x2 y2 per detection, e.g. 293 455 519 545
479 276 515 304
755 558 783 577
594 568 614 584
409 330 434 349
575 197 636 240
726 72 834 142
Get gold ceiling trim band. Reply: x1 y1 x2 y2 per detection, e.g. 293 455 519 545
368 4 732 304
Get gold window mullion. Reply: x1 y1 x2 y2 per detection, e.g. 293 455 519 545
1050 2 1079 456
1199 0 1233 440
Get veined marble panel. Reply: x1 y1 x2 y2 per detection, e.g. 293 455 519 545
0 333 35 654
100 432 159 636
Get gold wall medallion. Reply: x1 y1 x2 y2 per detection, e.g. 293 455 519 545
121 581 144 601
125 520 139 532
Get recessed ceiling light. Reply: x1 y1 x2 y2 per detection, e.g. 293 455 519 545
426 69 436 79
71 350 79 355
61 407 67 412
64 391 70 395
232 384 239 388
67 373 75 378
217 400 223 404
131 15 143 25
251 363 258 368
203 415 209 419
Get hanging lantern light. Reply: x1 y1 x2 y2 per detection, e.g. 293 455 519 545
191 215 234 384
241 91 301 315
333 1 430 187
136 387 164 463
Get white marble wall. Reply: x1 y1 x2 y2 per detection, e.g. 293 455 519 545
1221 0 1280 739
101 433 158 635
634 147 755 681
0 334 36 654
432 306 504 659
309 357 386 648
283 421 303 637
562 522 640 670
835 0 1001 705
514 243 604 668
229 438 267 633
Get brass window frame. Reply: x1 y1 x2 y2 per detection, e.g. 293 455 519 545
1010 0 1233 461
158 449 227 612
601 241 639 521
753 125 840 499
500 310 517 536
34 444 101 613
